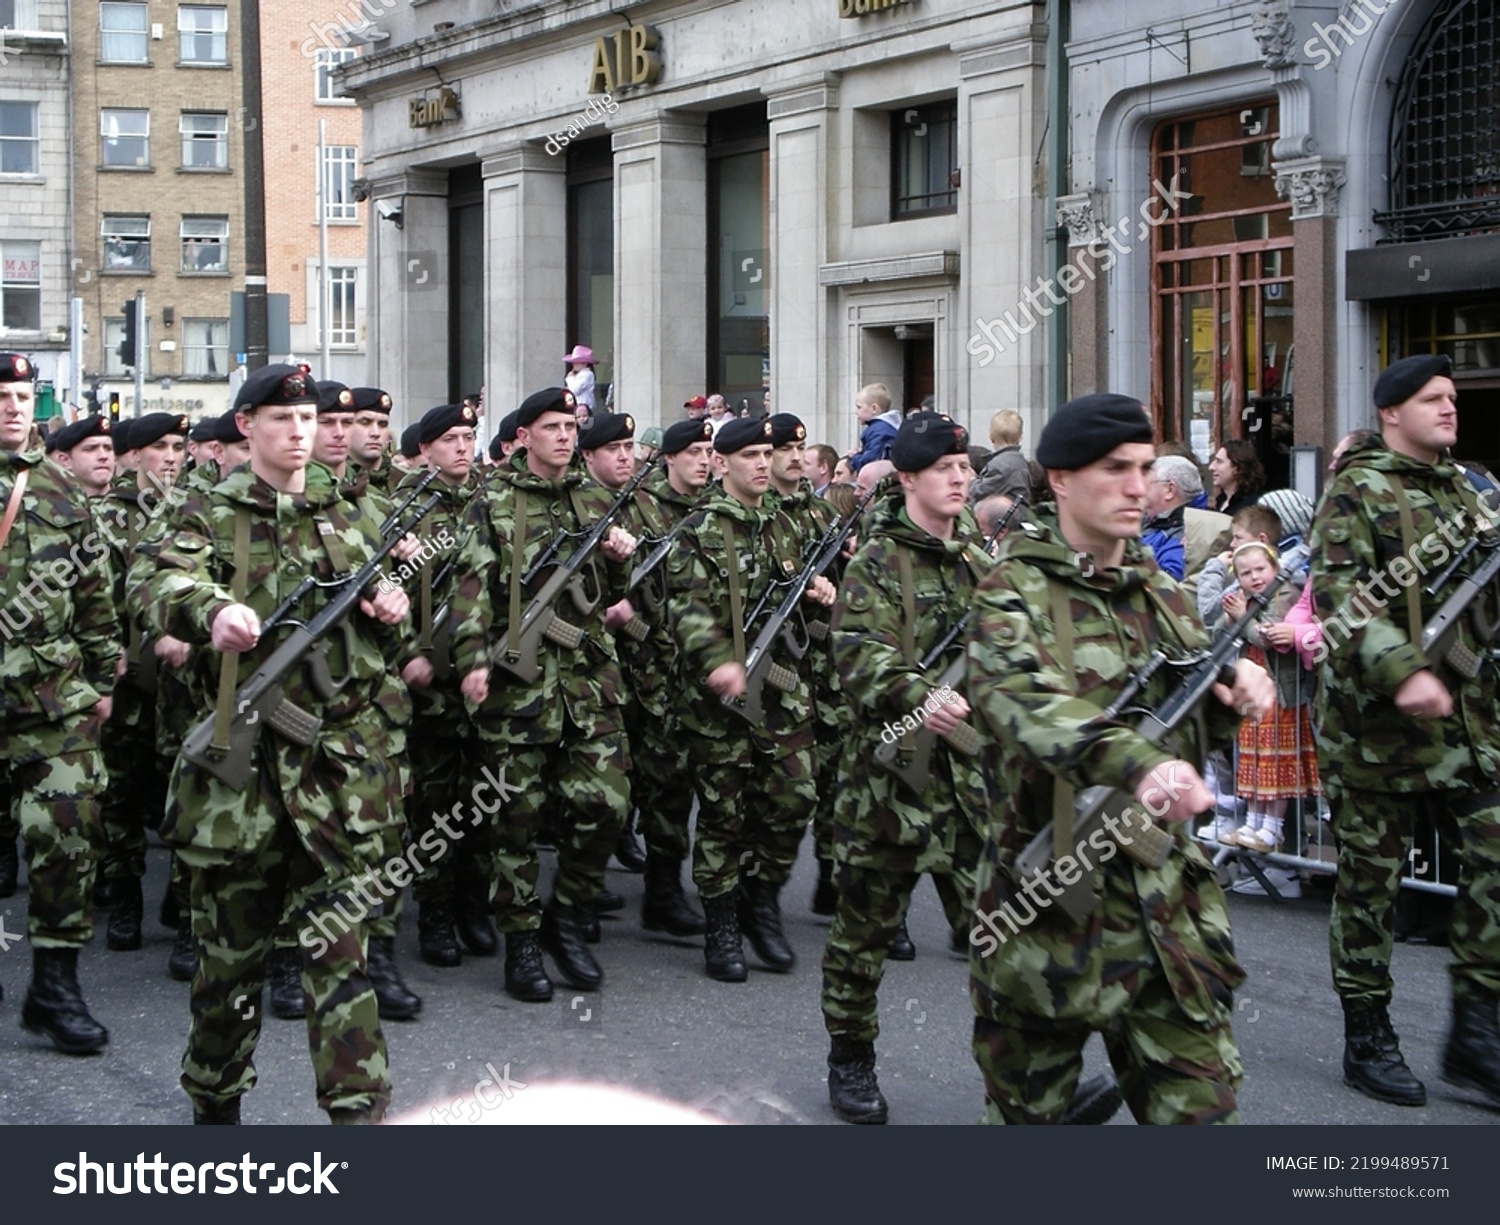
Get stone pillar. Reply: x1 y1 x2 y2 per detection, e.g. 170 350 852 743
1056 191 1108 398
369 169 449 426
1273 156 1346 458
765 75 838 443
612 116 707 425
481 146 568 416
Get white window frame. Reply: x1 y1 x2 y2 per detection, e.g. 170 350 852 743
177 5 227 64
179 111 228 170
101 108 149 168
102 214 151 271
315 48 357 103
321 145 358 222
99 2 148 64
0 240 41 333
1 1 41 31
181 318 229 376
325 267 357 347
179 215 227 273
0 101 39 175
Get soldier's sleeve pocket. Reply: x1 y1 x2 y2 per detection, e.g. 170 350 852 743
844 585 872 615
977 611 1030 651
1321 518 1353 546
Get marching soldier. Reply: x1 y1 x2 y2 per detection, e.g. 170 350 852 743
349 388 398 494
130 363 414 1123
964 393 1272 1124
45 415 117 498
0 352 119 1051
450 387 638 1001
667 417 834 980
821 412 989 1121
1310 354 1500 1108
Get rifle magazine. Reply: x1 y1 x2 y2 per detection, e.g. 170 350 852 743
1446 639 1484 680
1113 809 1175 869
621 615 650 642
766 662 798 693
268 698 322 747
942 720 983 757
544 617 585 649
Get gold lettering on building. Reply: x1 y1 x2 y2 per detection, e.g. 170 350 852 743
588 24 661 94
409 87 460 128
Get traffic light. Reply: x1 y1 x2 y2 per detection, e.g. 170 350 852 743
117 301 137 368
83 383 100 414
108 392 121 424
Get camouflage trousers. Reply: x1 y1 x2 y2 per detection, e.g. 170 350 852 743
822 862 974 1042
1328 785 1500 1007
632 712 694 863
99 711 169 882
182 819 389 1119
972 972 1242 1125
409 713 492 912
690 742 817 899
487 728 630 930
0 740 101 948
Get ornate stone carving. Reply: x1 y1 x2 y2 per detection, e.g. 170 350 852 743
1056 193 1099 247
1251 4 1297 69
1273 160 1346 219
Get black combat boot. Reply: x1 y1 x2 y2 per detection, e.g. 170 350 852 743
193 1098 241 1125
503 931 554 1002
1343 1002 1426 1105
267 946 306 1020
738 879 795 972
366 936 421 1021
105 876 143 951
811 857 837 916
158 887 181 930
20 947 109 1054
827 1037 888 1124
580 904 602 944
540 901 603 990
594 888 626 913
613 827 647 873
454 880 498 957
888 919 915 961
167 922 197 982
1442 996 1500 1108
641 855 706 937
0 835 18 899
702 894 747 983
1060 1073 1125 1124
418 899 461 967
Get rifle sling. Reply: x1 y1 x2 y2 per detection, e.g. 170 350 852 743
419 556 434 651
898 549 916 669
722 519 746 667
508 487 527 657
210 505 252 755
123 503 147 670
0 467 27 555
1047 580 1076 865
1391 482 1426 655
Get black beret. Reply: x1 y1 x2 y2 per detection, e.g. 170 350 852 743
209 407 245 444
497 409 520 444
515 386 577 429
111 417 137 455
768 413 807 448
661 418 713 455
234 363 316 412
188 415 218 443
418 402 479 446
0 352 34 383
350 387 394 414
315 380 355 415
715 416 775 454
1373 354 1453 408
577 411 635 450
131 411 191 449
1035 393 1154 470
891 412 970 472
398 422 423 459
48 415 112 454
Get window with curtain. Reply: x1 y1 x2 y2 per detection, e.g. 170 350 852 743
0 101 38 174
183 318 229 375
100 2 148 63
102 215 151 270
180 112 227 169
178 5 227 64
180 216 227 272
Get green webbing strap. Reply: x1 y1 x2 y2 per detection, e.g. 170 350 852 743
1048 579 1076 864
508 488 528 655
722 518 746 667
1390 482 1426 651
419 556 434 651
313 513 351 577
898 549 916 668
210 505 252 754
123 507 146 669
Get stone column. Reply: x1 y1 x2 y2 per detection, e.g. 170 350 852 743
1056 191 1108 397
612 115 707 424
481 145 568 415
368 169 449 424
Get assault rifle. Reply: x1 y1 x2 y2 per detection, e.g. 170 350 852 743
489 458 658 683
180 486 445 791
723 486 875 725
1421 534 1500 680
617 493 714 641
871 495 1028 793
1010 570 1288 924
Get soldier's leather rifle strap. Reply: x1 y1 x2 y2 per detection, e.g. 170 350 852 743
314 513 351 576
898 550 917 668
721 519 746 666
1391 483 1425 646
1047 579 1077 864
509 488 527 645
0 467 27 554
124 504 146 670
210 505 252 754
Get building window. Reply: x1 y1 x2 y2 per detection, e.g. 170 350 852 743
705 105 770 410
180 216 227 272
102 214 151 271
182 318 228 375
1 240 41 331
1 1 39 30
178 5 227 64
891 100 958 219
326 267 357 346
0 101 38 174
180 112 227 169
1151 103 1293 475
99 2 148 63
321 145 357 220
102 109 149 167
315 48 356 102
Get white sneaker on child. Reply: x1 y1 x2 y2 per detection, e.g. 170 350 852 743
1230 866 1302 899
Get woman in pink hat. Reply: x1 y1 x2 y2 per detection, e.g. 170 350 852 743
562 345 597 413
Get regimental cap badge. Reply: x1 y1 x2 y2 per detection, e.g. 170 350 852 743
623 414 634 433
99 417 111 432
562 388 577 410
461 404 476 425
177 414 190 432
13 356 29 378
0 353 33 382
379 393 392 410
761 421 773 437
338 389 355 409
795 423 806 441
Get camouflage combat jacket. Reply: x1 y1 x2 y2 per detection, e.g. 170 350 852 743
184 459 220 495
129 463 412 872
448 453 630 742
392 467 473 709
667 487 815 759
964 509 1244 1027
830 493 990 872
0 445 119 749
1308 435 1500 793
